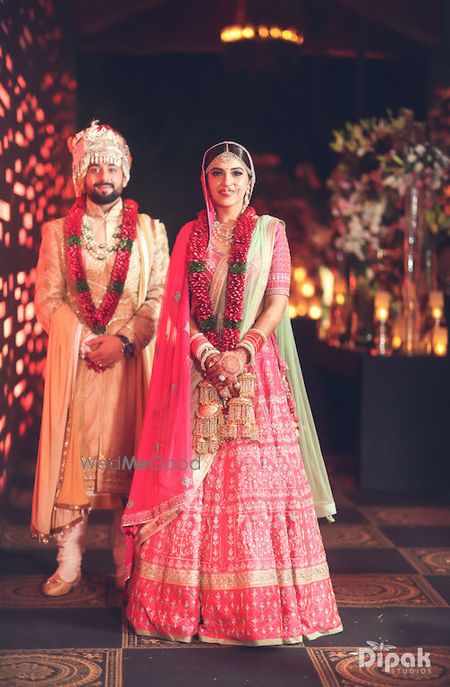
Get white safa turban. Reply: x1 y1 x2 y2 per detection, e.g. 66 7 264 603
67 120 132 196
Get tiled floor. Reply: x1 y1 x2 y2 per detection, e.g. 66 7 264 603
0 457 449 687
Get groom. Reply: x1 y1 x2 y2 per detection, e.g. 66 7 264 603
31 121 169 595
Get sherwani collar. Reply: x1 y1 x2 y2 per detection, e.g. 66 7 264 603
85 196 123 219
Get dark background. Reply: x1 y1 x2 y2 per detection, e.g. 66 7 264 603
75 52 429 243
70 0 445 243
1 0 449 500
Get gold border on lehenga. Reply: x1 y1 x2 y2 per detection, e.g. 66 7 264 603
130 626 344 646
198 634 304 647
136 560 331 589
133 628 196 643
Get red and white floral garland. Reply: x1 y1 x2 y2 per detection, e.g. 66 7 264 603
65 195 138 371
188 206 257 351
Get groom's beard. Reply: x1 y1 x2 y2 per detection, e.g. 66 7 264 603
88 185 121 205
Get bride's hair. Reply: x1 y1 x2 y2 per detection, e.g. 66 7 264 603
203 142 252 175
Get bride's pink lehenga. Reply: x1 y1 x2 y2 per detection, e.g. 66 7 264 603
125 227 343 645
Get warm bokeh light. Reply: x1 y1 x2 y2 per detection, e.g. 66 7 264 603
288 304 297 319
297 302 309 317
0 0 76 497
433 327 448 357
293 266 307 283
375 307 389 323
300 280 315 298
241 26 255 39
309 303 323 320
221 24 304 45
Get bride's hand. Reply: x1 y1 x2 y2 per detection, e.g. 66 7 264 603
202 353 220 377
204 349 249 395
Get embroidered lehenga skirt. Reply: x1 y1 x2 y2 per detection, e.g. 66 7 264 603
126 333 343 645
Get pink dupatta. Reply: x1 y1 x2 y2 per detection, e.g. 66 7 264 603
122 221 196 578
123 142 257 578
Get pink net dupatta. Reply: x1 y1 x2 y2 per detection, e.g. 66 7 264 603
122 222 193 579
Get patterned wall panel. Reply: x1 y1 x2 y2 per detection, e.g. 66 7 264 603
0 0 76 498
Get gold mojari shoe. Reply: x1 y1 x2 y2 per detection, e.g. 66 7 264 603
41 572 81 597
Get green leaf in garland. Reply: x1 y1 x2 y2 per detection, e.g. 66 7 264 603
223 318 242 330
229 262 247 274
93 324 106 335
68 235 82 246
118 238 133 251
75 279 89 292
110 280 125 294
198 316 217 332
188 260 207 274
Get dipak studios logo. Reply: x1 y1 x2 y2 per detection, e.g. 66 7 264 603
358 640 432 677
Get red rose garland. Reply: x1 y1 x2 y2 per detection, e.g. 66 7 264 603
188 207 257 351
65 195 138 371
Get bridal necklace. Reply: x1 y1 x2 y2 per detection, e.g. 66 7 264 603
212 218 237 244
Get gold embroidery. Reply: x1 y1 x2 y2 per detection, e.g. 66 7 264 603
136 560 330 589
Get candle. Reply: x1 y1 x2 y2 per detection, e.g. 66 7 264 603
392 315 402 350
429 290 444 309
374 291 390 323
433 327 448 356
432 306 443 320
375 306 389 323
374 290 391 310
392 334 402 350
334 276 346 293
429 290 444 321
319 266 334 307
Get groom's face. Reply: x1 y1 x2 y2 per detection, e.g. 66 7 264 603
85 162 125 205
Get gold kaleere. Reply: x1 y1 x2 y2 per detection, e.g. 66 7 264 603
221 370 259 442
193 371 259 453
237 371 256 397
193 382 224 454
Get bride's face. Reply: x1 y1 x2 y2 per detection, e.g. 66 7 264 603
206 159 250 213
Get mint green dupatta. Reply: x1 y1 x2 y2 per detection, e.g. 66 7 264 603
240 215 337 521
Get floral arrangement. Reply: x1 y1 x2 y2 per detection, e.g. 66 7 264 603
328 109 449 281
427 87 450 240
429 87 450 154
382 142 449 195
426 185 450 238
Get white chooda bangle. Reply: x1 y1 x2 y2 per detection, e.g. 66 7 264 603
200 347 220 371
236 340 255 365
